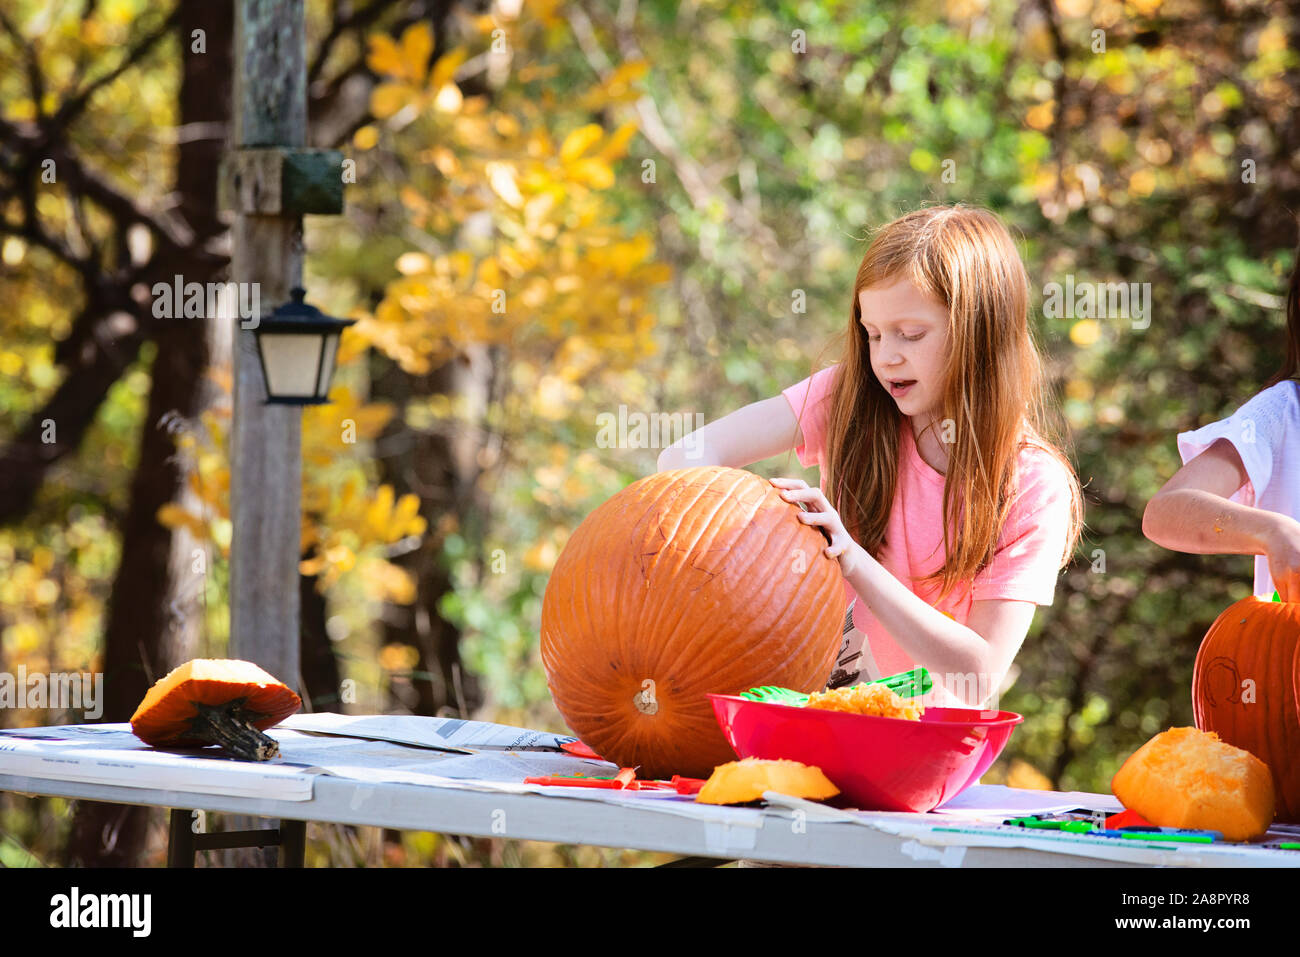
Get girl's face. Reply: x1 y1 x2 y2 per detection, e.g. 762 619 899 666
859 276 951 420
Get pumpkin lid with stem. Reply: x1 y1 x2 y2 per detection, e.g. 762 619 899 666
130 659 302 761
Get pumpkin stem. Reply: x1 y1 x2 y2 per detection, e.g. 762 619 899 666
188 698 280 761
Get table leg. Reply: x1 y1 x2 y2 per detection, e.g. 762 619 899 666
167 809 196 868
165 810 308 867
279 819 306 867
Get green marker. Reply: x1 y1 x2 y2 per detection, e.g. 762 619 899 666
1274 590 1282 602
1003 816 1099 833
1119 829 1215 844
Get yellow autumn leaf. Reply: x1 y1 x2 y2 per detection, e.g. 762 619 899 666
567 157 615 189
606 59 649 89
361 562 417 604
380 642 420 670
365 485 397 538
400 22 435 83
560 123 604 163
598 121 639 162
353 125 379 150
371 82 411 120
640 262 673 284
391 492 426 539
366 33 405 78
429 47 468 90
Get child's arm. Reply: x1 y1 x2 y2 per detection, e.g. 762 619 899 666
1143 437 1300 599
656 396 804 471
774 478 1034 706
841 542 1035 702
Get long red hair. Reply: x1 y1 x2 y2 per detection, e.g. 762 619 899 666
792 205 1083 601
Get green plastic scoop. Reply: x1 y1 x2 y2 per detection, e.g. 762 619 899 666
741 667 932 706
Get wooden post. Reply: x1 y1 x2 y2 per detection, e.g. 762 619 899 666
223 0 343 867
225 0 307 870
229 0 305 690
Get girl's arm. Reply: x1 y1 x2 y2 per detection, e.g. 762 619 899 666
843 545 1036 701
656 395 804 471
773 478 1036 706
1143 438 1300 599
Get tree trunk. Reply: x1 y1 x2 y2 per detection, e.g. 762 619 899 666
63 0 233 868
369 347 494 718
300 570 341 712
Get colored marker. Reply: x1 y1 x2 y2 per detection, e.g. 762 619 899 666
1118 826 1220 843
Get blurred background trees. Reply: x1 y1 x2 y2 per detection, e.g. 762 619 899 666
1 0 1296 864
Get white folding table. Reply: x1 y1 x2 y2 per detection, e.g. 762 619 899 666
2 721 1297 868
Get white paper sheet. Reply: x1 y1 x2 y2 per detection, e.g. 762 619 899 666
0 723 140 746
928 784 1124 818
279 712 577 753
0 734 315 801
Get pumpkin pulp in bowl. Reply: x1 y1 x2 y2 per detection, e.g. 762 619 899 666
708 693 1022 812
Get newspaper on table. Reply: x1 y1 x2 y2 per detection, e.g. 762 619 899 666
0 721 614 802
278 712 578 753
0 724 315 801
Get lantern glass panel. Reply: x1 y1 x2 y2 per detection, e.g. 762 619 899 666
259 331 324 399
316 331 341 399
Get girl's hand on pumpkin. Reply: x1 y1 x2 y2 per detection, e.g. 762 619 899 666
1262 514 1300 602
769 478 863 577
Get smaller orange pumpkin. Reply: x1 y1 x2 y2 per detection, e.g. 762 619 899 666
130 659 301 761
695 757 840 805
1111 726 1275 842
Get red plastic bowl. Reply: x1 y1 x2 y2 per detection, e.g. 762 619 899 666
708 693 1023 812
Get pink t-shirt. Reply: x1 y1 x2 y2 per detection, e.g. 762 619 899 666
782 364 1075 682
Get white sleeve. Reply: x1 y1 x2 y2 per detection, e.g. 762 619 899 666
1176 385 1287 507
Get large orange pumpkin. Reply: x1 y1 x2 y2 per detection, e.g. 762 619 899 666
1192 595 1300 821
540 466 846 778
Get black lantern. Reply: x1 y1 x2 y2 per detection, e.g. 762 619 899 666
253 287 356 405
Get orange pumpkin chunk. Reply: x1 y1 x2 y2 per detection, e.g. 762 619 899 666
1111 726 1275 842
130 659 301 761
696 757 840 805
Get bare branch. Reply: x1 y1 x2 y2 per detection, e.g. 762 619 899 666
46 6 179 137
0 6 47 118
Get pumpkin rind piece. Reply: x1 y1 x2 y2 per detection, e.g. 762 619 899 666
541 466 846 779
696 757 840 805
1111 726 1275 842
1192 595 1300 821
130 659 302 761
